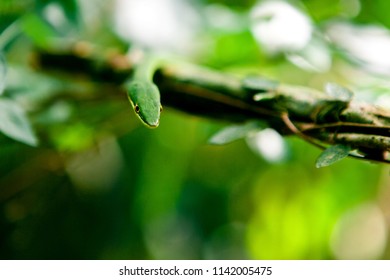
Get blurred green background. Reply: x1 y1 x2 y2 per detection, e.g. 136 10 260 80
0 0 390 259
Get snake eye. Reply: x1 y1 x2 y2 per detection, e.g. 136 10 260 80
160 105 163 113
134 104 140 113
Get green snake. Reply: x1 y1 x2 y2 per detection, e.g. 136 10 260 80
125 54 163 128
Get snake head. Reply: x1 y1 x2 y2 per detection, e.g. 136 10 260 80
126 80 162 128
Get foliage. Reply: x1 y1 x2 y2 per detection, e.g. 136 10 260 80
0 0 389 260
315 144 352 168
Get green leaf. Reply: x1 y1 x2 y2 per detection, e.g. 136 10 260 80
315 144 352 168
209 121 265 145
0 53 6 95
36 0 80 27
0 0 34 33
0 98 38 146
57 0 80 26
20 13 57 49
324 82 353 102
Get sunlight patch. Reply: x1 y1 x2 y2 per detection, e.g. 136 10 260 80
250 1 312 55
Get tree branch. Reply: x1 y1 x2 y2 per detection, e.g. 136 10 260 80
34 48 390 163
